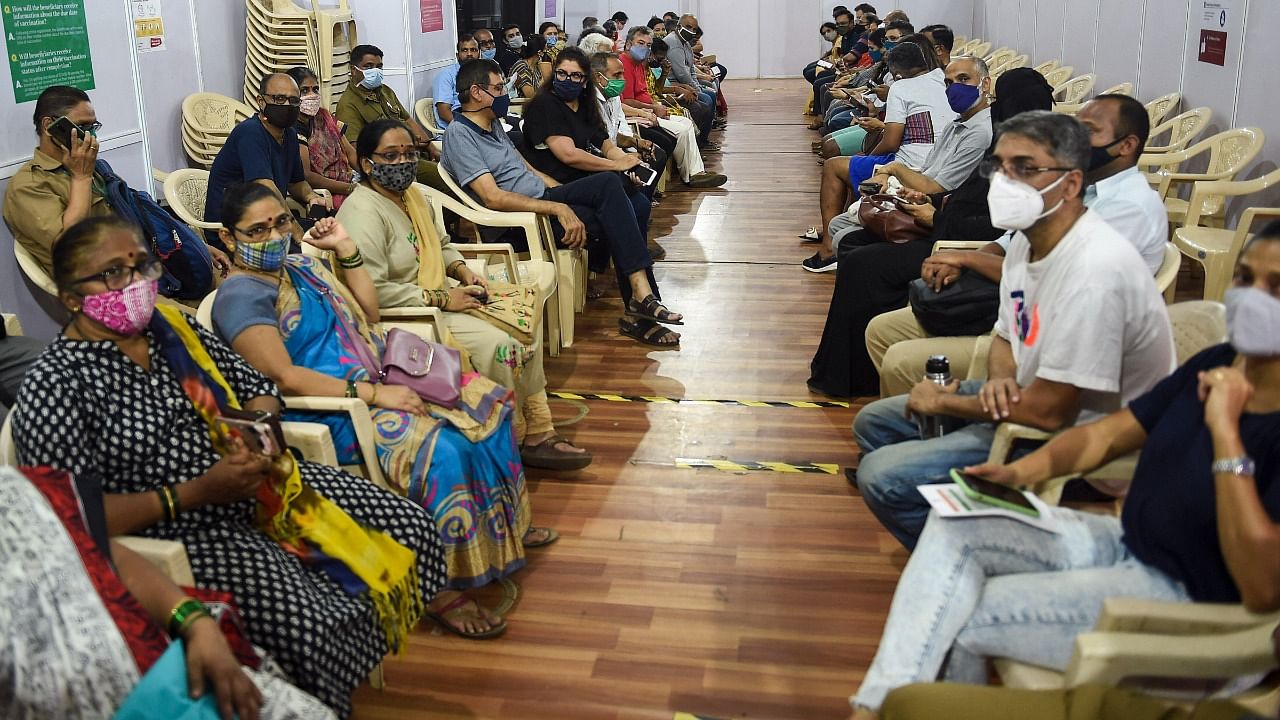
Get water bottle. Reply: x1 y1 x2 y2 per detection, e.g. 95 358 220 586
917 355 951 439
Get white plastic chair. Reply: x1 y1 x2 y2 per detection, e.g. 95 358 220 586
1143 107 1212 155
1145 92 1182 127
1175 170 1280 301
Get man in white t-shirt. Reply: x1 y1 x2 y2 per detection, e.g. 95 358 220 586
851 111 1175 550
803 42 953 272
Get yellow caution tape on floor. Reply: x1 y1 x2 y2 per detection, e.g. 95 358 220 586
549 391 851 409
668 458 840 475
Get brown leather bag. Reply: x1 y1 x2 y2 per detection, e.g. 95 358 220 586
857 194 932 244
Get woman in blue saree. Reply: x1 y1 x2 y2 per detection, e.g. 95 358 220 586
211 182 553 639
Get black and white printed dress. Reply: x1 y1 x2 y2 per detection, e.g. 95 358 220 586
12 314 448 717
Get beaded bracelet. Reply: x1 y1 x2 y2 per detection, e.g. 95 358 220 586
166 597 208 638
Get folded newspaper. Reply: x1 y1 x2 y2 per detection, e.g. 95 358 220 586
917 483 1061 534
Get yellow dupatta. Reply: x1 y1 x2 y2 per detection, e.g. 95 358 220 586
155 304 423 651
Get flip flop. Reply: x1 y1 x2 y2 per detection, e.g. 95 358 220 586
523 527 560 548
619 317 681 348
425 595 507 640
521 436 593 471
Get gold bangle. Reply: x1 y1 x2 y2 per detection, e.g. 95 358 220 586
370 383 379 405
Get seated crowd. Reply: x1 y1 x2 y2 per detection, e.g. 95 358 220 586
799 6 1280 719
1 4 1278 720
0 7 732 718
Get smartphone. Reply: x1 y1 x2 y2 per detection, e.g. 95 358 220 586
816 60 835 70
47 115 83 149
307 203 330 220
628 163 659 187
949 468 1040 517
215 410 284 457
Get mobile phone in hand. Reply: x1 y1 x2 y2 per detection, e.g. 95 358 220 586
47 116 82 149
949 469 1040 517
307 203 330 220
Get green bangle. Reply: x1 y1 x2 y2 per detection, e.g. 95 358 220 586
345 379 358 398
167 598 206 638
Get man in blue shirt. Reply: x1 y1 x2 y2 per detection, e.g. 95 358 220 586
432 34 480 129
203 73 325 249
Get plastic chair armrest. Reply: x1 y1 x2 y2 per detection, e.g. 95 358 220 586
1063 623 1278 688
458 243 520 283
116 536 197 587
2 314 22 336
931 240 992 253
281 396 388 490
379 306 445 321
987 422 1054 465
281 420 339 467
1095 598 1280 634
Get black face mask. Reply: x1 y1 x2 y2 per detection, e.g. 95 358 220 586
678 26 697 42
262 103 300 129
1088 136 1127 172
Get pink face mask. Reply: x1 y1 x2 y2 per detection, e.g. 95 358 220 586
299 93 322 117
80 278 159 336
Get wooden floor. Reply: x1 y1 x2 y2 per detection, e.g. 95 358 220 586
351 78 901 720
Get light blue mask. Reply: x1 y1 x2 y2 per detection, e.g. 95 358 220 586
651 67 663 80
629 45 650 63
358 66 384 89
481 48 497 60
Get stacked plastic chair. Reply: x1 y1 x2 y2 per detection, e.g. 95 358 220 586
243 0 357 112
181 92 257 169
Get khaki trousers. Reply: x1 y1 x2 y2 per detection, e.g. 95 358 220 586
442 312 553 440
866 306 984 396
881 683 1255 720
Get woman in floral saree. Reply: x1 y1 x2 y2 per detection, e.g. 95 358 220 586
210 182 552 640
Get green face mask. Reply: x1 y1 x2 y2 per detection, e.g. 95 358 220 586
602 77 626 98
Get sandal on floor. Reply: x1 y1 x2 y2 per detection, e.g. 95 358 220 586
625 294 684 325
797 226 821 242
521 436 593 471
523 526 560 548
619 317 681 348
425 595 507 640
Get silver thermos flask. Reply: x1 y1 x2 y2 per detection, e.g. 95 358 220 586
917 355 951 439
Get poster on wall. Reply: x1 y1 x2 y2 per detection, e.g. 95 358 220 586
545 0 557 18
420 0 443 33
130 0 166 53
1196 0 1231 66
2 0 95 103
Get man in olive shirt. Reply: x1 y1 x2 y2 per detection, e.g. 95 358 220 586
336 43 448 191
3 85 114 274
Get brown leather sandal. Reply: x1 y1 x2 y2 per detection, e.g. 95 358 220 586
520 437 592 471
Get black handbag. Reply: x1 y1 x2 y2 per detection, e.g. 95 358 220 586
908 271 1001 337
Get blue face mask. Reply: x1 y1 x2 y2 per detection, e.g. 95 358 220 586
883 40 898 51
358 66 384 89
946 82 981 113
553 78 584 101
481 48 497 60
651 67 663 80
482 87 511 118
629 44 650 63
869 49 883 62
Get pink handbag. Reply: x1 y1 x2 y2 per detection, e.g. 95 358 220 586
379 328 462 409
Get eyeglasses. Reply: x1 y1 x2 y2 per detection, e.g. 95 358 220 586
71 257 164 290
263 94 301 106
372 150 421 163
979 158 1076 182
234 215 296 242
554 69 587 82
478 39 497 48
75 121 103 135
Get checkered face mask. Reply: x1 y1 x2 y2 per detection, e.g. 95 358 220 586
237 235 290 272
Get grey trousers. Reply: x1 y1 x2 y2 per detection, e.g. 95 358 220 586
0 334 45 418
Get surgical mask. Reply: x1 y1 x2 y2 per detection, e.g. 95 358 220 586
368 159 417 193
553 78 584 101
945 82 981 114
507 35 524 49
299 93 322 117
80 278 158 336
629 44 651 62
261 103 300 129
236 235 290 272
544 35 558 45
1225 286 1280 356
651 67 663 80
481 48 497 60
823 31 838 42
601 76 626 98
358 66 384 89
869 49 883 62
1088 136 1126 172
986 170 1069 231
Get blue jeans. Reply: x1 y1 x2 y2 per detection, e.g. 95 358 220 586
850 508 1188 711
853 380 993 549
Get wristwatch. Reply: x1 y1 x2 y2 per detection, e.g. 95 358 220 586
1211 456 1256 476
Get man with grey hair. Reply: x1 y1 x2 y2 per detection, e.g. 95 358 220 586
849 110 1176 551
